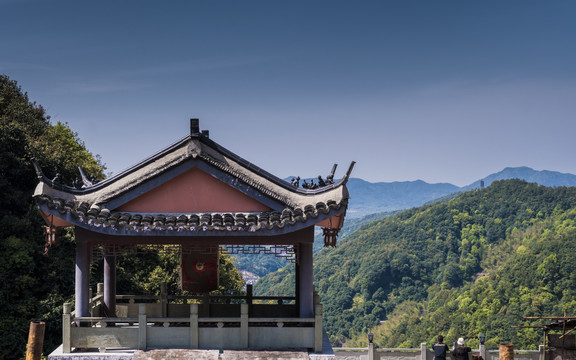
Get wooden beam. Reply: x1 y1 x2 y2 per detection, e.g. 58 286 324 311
524 317 576 320
512 326 547 328
522 316 576 320
559 325 576 339
75 226 315 245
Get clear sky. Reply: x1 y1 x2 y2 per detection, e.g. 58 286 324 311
2 0 575 187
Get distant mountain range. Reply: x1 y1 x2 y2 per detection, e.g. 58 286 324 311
461 166 576 190
346 166 576 218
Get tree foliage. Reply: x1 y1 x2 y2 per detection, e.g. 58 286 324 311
0 75 245 359
92 248 244 298
0 74 106 359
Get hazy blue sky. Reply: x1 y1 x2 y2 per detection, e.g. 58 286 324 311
2 0 575 186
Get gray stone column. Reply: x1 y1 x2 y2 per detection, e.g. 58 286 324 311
369 341 375 360
421 342 427 360
75 238 91 325
298 241 314 317
103 247 116 317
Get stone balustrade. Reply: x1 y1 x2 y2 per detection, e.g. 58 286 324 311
61 284 323 354
333 343 545 360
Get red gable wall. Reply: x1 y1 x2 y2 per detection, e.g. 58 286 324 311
117 168 271 213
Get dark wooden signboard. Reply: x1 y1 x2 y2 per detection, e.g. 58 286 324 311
181 249 219 293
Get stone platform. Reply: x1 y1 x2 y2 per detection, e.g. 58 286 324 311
48 328 334 360
49 348 331 360
134 349 308 359
47 345 135 360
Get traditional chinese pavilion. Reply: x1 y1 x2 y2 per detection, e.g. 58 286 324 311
34 119 353 355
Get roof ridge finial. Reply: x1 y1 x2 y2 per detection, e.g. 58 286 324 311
78 167 94 188
326 163 338 183
32 158 45 180
190 118 200 137
342 161 356 185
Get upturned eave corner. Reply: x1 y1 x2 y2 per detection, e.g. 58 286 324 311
316 160 354 248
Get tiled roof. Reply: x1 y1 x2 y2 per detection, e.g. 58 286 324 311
34 120 353 236
36 194 347 235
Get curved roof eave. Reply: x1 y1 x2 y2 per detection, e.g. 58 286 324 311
36 198 348 237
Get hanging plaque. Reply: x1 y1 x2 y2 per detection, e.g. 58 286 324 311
181 248 219 293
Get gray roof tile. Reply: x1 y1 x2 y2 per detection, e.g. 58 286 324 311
35 194 346 235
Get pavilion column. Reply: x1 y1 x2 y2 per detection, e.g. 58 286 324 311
75 238 91 325
103 248 116 317
297 241 314 318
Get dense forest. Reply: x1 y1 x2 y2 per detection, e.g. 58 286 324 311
0 74 106 359
256 179 576 350
0 75 243 359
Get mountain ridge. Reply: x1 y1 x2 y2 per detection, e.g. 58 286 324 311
462 166 576 190
345 166 576 218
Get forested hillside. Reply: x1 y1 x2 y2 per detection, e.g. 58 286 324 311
0 75 107 359
0 75 244 359
256 180 576 349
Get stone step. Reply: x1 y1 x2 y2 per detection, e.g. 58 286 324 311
221 350 310 360
133 349 219 359
132 349 310 360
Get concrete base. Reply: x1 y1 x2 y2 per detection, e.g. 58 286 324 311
221 350 309 359
48 328 335 360
133 349 220 359
48 344 135 360
309 327 335 360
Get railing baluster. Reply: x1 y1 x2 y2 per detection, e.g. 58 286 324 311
138 304 147 350
160 283 167 317
314 304 323 353
190 304 198 349
62 303 71 353
241 303 249 349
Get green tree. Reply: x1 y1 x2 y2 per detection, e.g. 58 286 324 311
0 74 105 359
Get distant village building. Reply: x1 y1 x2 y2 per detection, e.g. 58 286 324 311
34 119 353 356
239 270 260 286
